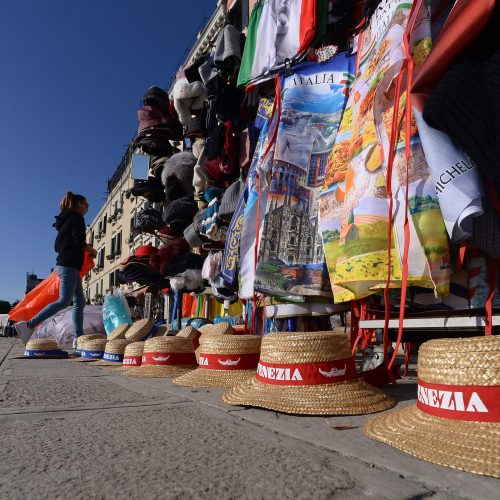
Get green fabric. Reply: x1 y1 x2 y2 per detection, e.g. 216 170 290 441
311 0 328 47
237 0 264 88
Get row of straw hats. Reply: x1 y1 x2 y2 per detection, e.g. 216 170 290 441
23 324 500 478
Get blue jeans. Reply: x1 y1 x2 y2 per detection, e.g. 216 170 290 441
27 265 85 337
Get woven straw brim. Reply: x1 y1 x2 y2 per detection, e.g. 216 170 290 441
108 324 130 340
77 357 102 363
125 319 152 341
122 365 196 378
173 368 256 388
10 354 69 360
365 404 500 478
222 377 395 415
94 359 125 366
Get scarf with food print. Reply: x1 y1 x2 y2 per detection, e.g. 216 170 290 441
319 0 451 303
254 53 355 298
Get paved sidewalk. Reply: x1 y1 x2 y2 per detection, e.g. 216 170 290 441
0 338 497 499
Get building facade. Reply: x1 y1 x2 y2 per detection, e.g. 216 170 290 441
85 0 254 304
84 146 162 304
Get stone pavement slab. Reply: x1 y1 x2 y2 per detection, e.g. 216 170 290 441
0 339 497 499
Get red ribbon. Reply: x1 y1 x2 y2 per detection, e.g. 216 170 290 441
255 358 357 386
417 379 500 422
122 355 142 366
141 351 196 366
198 352 260 370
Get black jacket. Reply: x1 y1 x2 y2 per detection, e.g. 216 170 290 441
54 211 87 270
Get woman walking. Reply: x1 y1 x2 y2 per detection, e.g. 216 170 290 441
15 192 97 345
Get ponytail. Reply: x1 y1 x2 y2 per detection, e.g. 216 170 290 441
60 191 86 211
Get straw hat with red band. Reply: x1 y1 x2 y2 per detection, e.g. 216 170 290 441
365 336 500 478
124 318 152 341
108 323 130 340
123 336 196 378
173 335 262 388
94 339 132 366
222 332 395 415
113 341 145 371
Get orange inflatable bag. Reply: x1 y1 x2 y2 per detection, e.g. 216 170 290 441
9 253 94 322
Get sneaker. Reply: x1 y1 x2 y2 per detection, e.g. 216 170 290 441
14 321 34 345
72 337 78 349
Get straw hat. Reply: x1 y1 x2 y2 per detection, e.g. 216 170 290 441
173 335 261 388
113 341 146 371
124 319 152 341
365 336 500 478
198 322 234 336
157 325 169 335
123 336 196 378
11 337 69 359
77 338 108 362
108 323 131 340
177 326 202 349
94 339 132 366
222 332 395 415
72 334 106 357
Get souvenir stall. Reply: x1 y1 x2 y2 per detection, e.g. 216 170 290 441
22 0 497 479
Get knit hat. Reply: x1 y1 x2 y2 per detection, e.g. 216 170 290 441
213 24 242 67
162 196 198 236
142 86 170 115
219 180 244 223
183 53 209 83
184 115 206 139
134 208 165 231
365 336 500 478
137 105 165 134
173 335 261 388
129 177 166 204
180 211 207 249
123 336 197 378
162 253 205 277
161 151 197 201
222 332 395 415
192 164 210 195
172 77 208 126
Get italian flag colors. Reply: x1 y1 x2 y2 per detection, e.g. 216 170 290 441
237 0 318 88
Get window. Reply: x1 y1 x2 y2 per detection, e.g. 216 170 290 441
289 236 295 245
290 217 298 230
110 232 122 258
307 237 312 245
109 271 115 289
307 247 311 256
98 249 105 268
116 232 122 256
89 230 94 247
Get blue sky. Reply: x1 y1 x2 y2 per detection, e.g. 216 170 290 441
0 0 216 303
